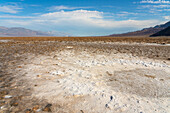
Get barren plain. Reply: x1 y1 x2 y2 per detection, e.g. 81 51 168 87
0 37 170 113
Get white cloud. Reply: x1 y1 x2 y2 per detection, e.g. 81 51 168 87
140 4 170 9
138 4 170 13
0 10 163 36
42 10 103 19
36 10 159 28
140 0 170 4
164 16 170 19
116 11 138 17
0 15 35 19
29 5 40 7
1 19 32 26
153 4 170 7
0 5 22 14
48 5 91 11
49 6 75 10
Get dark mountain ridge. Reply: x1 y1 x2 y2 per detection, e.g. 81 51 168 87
109 21 170 37
150 26 170 37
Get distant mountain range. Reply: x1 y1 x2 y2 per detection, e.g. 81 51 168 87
1 21 169 37
0 26 70 37
150 26 170 37
109 21 170 37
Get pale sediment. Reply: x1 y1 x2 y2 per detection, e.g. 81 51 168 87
0 40 170 113
23 44 170 113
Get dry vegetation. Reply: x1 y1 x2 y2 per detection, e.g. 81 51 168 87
0 36 170 44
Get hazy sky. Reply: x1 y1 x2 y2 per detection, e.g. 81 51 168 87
0 0 169 36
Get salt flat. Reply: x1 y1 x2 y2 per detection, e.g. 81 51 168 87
21 44 170 113
0 39 170 113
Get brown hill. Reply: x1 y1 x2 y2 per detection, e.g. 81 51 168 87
0 26 70 37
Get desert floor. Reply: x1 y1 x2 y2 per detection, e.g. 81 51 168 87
0 37 170 113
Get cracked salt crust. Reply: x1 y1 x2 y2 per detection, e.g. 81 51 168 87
22 47 170 113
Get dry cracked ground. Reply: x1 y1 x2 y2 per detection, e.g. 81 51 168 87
0 38 170 113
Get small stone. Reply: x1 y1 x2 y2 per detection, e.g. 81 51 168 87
144 75 155 79
73 95 82 98
160 79 164 81
10 101 18 106
25 109 32 113
18 66 22 68
0 105 8 110
36 109 42 112
13 102 18 106
4 95 12 99
0 90 8 95
37 75 42 78
32 105 39 111
0 100 5 106
43 104 52 112
110 96 113 101
105 104 109 108
43 107 51 112
106 71 112 76
66 46 73 49
80 110 84 113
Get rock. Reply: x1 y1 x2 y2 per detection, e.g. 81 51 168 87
10 100 18 106
66 46 73 49
36 109 42 112
0 105 8 110
51 71 64 76
106 71 112 76
144 75 155 79
4 95 12 99
80 110 84 113
110 96 113 101
18 66 22 68
73 95 82 98
43 104 52 112
0 100 5 106
105 104 110 108
37 75 42 78
160 79 164 81
0 90 8 95
32 105 39 111
25 109 32 113
12 102 18 106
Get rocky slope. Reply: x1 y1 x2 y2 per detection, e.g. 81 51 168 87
150 26 170 37
109 21 170 37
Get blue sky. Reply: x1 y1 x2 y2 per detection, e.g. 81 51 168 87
0 0 169 36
